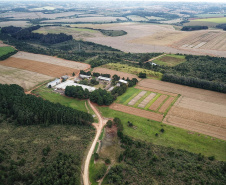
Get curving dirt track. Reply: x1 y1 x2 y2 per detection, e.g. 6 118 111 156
83 100 106 185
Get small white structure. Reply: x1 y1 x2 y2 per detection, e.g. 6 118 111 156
108 86 115 91
61 75 69 80
79 74 91 79
47 78 61 87
149 62 157 66
55 80 96 92
119 79 128 84
97 76 111 82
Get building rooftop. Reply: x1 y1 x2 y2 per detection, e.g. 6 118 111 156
97 76 111 81
119 79 128 84
55 80 96 92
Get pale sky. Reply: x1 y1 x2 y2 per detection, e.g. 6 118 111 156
2 0 226 2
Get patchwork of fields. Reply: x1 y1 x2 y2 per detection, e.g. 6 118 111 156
138 79 226 140
112 87 179 122
0 51 90 90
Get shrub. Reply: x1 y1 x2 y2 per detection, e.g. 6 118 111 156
208 156 215 161
160 128 165 133
105 159 111 164
94 153 99 160
106 120 113 128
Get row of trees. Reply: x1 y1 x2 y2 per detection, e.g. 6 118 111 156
1 25 73 44
0 84 94 125
162 73 226 93
216 24 226 31
181 26 208 31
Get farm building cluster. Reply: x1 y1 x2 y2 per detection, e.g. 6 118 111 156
47 72 129 93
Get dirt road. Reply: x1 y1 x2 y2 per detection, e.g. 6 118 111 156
83 100 105 185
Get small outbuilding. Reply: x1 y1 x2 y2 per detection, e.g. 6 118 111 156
79 74 92 79
47 78 61 87
61 75 69 80
119 79 128 84
97 76 111 82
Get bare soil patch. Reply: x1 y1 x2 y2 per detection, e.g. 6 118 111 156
128 91 146 106
13 51 90 70
159 96 175 113
109 103 163 122
149 95 167 111
0 57 79 78
135 85 177 97
93 67 140 80
138 93 156 108
0 65 52 91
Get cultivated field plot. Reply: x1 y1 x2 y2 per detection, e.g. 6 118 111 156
173 31 226 51
0 65 52 90
0 46 15 57
115 86 178 121
13 51 90 70
0 57 80 78
138 79 226 140
42 17 127 23
33 26 101 39
153 54 186 67
92 67 141 80
126 15 148 21
0 21 30 27
0 11 82 19
192 17 226 24
72 23 226 57
109 103 163 122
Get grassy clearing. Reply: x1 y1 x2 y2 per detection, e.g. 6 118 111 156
97 107 226 161
192 17 226 23
102 63 163 80
154 54 186 67
33 85 87 113
0 46 15 57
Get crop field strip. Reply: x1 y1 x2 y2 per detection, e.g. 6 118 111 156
138 93 156 108
13 51 90 70
149 94 168 111
93 67 141 81
0 57 80 78
158 96 175 113
128 91 146 106
109 103 163 122
173 31 226 51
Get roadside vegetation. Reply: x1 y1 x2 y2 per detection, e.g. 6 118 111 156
97 107 226 161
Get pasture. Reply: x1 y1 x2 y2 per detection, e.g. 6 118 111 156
153 54 186 66
0 65 52 91
0 46 15 57
98 106 226 161
101 63 162 80
192 17 226 24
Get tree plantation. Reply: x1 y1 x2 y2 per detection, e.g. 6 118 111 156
0 84 94 126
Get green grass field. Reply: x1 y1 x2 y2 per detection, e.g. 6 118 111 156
0 46 15 57
33 86 88 113
194 14 226 18
97 106 226 161
192 17 226 23
153 54 186 67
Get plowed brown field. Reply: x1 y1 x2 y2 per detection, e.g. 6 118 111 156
149 95 167 111
0 57 80 77
93 67 141 80
159 97 175 113
109 103 163 122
